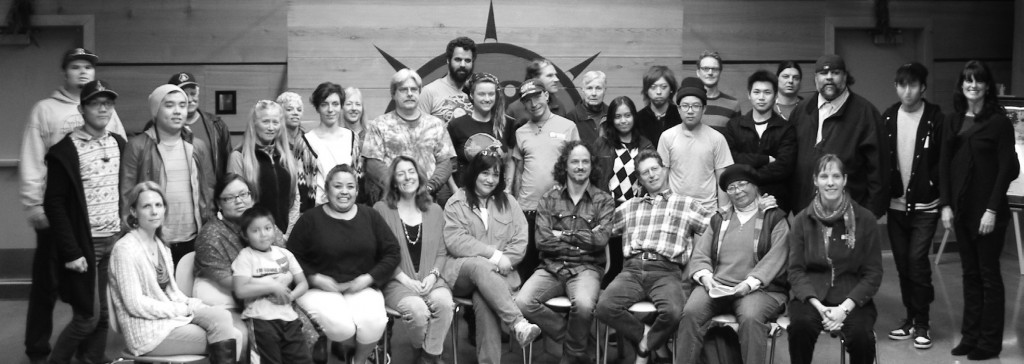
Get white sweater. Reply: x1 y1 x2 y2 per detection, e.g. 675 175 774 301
108 230 206 355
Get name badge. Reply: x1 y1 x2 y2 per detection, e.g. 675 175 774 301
550 132 567 140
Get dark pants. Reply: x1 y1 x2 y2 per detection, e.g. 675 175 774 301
26 228 58 360
955 216 1007 353
253 319 312 364
595 259 687 352
50 236 116 364
886 209 938 328
517 210 540 282
601 236 624 288
169 239 196 267
787 299 877 364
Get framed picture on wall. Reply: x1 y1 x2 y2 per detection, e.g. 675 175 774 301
215 91 236 115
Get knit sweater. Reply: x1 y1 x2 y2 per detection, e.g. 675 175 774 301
108 230 206 355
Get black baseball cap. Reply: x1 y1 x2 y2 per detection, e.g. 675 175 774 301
80 80 118 103
62 48 98 69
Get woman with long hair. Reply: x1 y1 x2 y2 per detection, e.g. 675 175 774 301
303 82 358 208
228 100 299 234
447 73 514 188
374 156 453 364
787 154 883 364
939 60 1019 360
442 150 541 363
277 91 318 213
108 182 242 363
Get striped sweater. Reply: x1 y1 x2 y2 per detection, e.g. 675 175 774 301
108 230 206 355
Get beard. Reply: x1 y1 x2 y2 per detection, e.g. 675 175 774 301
449 63 472 83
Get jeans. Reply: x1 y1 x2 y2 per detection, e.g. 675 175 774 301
887 209 938 328
252 319 312 364
676 286 785 364
26 228 58 360
955 217 1007 353
595 259 687 352
49 235 117 364
384 283 455 356
146 305 243 356
296 288 388 344
452 257 527 364
515 267 601 359
787 299 877 364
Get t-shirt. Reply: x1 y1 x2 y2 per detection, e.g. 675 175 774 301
231 246 303 321
304 129 356 204
363 112 456 180
774 99 801 121
658 124 734 211
703 92 741 131
512 114 580 210
418 77 472 124
448 114 495 171
158 139 198 243
890 105 925 211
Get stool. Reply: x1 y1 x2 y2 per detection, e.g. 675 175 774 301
601 301 676 364
110 352 206 363
453 297 523 364
709 314 785 364
540 296 603 364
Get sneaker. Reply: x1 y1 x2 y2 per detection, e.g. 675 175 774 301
887 319 914 340
513 319 542 347
913 327 933 349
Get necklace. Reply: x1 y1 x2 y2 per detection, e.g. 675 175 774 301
404 223 421 245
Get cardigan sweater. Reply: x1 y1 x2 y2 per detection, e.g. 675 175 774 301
373 201 448 283
882 101 945 213
441 189 529 289
109 230 206 355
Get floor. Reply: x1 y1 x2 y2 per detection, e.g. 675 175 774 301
4 252 1024 364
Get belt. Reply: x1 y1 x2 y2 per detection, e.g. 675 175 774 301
629 251 669 262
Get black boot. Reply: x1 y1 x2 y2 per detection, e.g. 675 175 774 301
207 339 237 364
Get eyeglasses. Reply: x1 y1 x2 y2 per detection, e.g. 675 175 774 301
699 66 722 73
84 100 115 109
726 181 750 193
679 103 704 111
219 191 252 204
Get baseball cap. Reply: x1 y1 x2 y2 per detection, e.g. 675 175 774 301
815 55 846 73
168 72 199 88
80 80 118 104
62 48 98 69
519 79 546 102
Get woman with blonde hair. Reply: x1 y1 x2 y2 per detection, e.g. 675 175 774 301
228 100 299 234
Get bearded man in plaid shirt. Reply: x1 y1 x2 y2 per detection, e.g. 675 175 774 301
595 149 713 364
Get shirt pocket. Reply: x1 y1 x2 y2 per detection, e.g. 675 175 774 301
490 213 515 247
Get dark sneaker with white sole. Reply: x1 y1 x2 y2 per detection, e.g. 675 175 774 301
888 319 914 340
913 327 933 349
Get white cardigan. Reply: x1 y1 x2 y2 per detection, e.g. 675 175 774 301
108 230 206 355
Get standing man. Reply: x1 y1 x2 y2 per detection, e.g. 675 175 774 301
775 61 804 120
882 62 944 350
19 48 125 364
789 55 888 217
658 80 734 211
44 80 126 364
418 36 476 124
722 70 797 212
595 150 713 364
634 66 680 148
508 59 571 129
515 141 614 364
694 51 741 131
510 79 580 280
568 71 609 145
168 72 232 184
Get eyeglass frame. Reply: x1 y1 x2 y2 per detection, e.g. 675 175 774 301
218 191 253 204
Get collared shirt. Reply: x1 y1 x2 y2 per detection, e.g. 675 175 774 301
71 128 121 237
535 183 615 276
611 190 712 265
363 111 456 179
816 89 850 144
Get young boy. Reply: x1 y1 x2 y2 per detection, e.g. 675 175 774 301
232 207 311 364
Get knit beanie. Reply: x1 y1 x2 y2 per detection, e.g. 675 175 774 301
148 84 187 119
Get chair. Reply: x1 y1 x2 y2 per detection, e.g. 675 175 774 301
775 316 881 364
107 289 207 364
708 314 784 364
374 306 402 364
174 251 197 297
538 245 611 363
451 296 521 364
601 301 676 364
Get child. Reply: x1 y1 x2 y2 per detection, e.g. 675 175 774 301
232 207 312 364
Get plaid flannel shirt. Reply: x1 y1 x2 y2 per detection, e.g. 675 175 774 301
612 190 712 265
535 184 615 276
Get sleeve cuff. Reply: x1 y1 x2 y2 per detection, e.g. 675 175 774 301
742 276 763 291
692 269 713 285
489 250 503 264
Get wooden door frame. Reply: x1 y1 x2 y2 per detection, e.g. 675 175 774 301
824 16 934 100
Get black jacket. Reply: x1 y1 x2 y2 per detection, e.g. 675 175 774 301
722 111 797 212
593 135 655 193
939 110 1020 236
635 105 682 148
789 91 888 217
882 101 945 213
44 132 126 313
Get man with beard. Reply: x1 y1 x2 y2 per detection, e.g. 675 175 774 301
695 50 741 132
789 55 888 217
19 48 126 364
634 66 681 148
419 36 476 124
567 71 609 145
511 79 580 281
658 79 734 211
508 59 571 130
515 140 613 364
167 72 232 184
722 70 797 212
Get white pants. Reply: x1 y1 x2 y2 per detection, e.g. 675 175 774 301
296 288 388 344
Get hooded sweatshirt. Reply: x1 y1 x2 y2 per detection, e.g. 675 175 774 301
20 87 126 220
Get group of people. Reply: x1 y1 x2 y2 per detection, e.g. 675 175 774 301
19 34 1018 364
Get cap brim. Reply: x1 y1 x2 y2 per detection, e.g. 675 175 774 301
67 54 99 65
82 90 118 103
175 81 198 88
519 92 542 102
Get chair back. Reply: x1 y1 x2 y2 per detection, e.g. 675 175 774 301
175 251 197 297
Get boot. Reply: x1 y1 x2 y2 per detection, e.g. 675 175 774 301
207 339 237 364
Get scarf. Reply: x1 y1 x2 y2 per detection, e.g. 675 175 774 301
811 191 856 250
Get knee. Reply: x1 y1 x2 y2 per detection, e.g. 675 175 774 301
353 308 388 342
429 293 454 317
398 297 431 327
319 314 357 341
594 300 616 321
514 294 541 314
659 301 684 322
570 297 597 318
843 328 875 349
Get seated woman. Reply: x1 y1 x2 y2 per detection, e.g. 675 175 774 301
787 154 883 364
676 164 789 364
442 149 542 363
228 100 300 234
374 156 454 364
108 181 242 363
289 164 401 364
